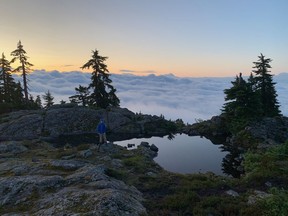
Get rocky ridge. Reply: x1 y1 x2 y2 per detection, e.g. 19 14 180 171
0 105 175 142
184 114 288 148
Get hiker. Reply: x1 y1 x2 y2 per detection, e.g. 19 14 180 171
96 118 107 144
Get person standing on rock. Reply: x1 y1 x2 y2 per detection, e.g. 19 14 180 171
97 118 107 144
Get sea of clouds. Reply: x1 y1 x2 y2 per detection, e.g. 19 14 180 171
13 70 288 123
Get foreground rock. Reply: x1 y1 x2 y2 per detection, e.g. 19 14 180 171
0 166 145 215
0 140 153 215
0 105 176 142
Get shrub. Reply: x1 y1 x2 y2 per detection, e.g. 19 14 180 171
259 188 288 216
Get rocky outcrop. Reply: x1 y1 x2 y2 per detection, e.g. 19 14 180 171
183 115 229 144
185 115 228 136
0 105 175 142
0 140 148 215
184 114 288 148
244 116 288 147
0 110 44 140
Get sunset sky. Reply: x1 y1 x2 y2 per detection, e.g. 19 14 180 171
1 0 287 77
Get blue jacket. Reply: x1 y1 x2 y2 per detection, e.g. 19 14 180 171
97 121 106 134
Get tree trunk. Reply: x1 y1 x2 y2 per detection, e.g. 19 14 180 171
22 62 28 100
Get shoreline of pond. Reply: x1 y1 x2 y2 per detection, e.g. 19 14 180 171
114 133 243 177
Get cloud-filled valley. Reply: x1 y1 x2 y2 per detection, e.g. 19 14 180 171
14 70 288 123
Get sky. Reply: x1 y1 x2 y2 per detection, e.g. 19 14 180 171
13 71 288 123
1 0 288 77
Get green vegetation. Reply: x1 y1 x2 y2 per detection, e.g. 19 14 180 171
258 187 288 216
105 168 127 180
243 141 288 183
222 54 280 133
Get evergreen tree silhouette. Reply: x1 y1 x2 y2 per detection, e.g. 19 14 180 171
222 73 251 131
12 82 24 106
11 40 34 100
0 53 13 103
81 49 120 108
222 54 281 132
0 53 23 105
69 85 90 106
42 90 54 108
252 53 280 117
35 95 42 108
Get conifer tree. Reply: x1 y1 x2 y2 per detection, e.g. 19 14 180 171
246 72 262 116
222 73 248 129
252 53 280 117
69 85 89 106
222 73 262 132
11 40 34 100
0 53 13 102
222 54 281 133
42 90 54 108
35 95 42 108
223 73 247 115
0 53 22 104
81 49 120 108
12 82 24 106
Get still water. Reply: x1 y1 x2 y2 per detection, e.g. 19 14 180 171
115 134 229 176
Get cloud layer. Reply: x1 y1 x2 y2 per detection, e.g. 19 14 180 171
13 70 288 123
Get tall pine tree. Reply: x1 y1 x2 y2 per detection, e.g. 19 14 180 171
81 49 120 108
11 40 34 100
0 53 13 103
0 53 23 104
252 53 280 117
0 53 25 113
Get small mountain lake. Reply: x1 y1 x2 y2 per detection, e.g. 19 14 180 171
115 133 234 176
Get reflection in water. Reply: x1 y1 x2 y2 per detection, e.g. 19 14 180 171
167 133 175 140
221 145 244 178
58 132 244 177
115 134 247 177
116 134 229 176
